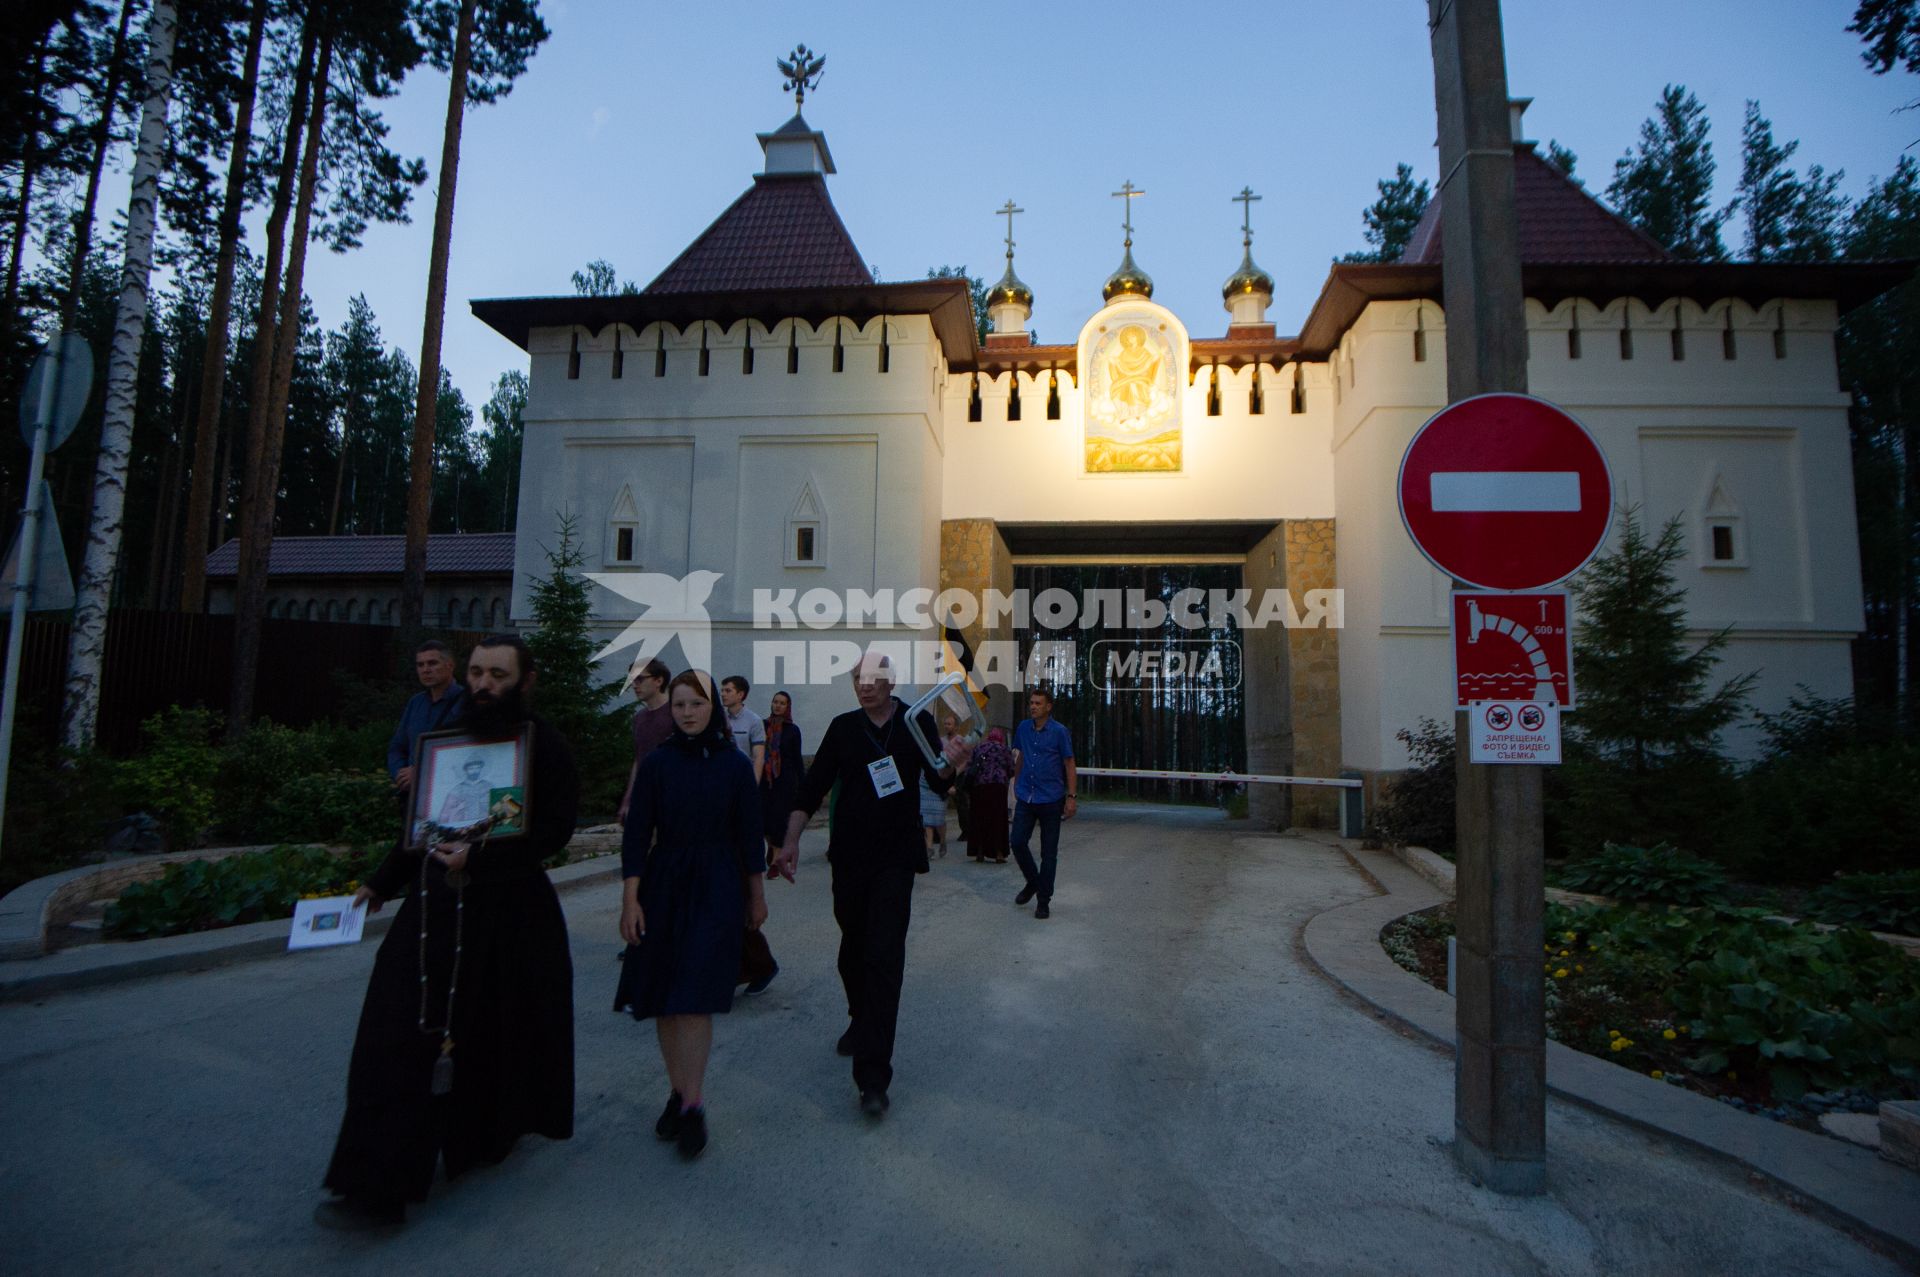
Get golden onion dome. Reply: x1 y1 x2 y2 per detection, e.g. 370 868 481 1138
1222 245 1274 301
986 262 1033 310
1102 245 1154 303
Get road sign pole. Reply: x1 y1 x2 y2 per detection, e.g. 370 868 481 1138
0 341 69 861
1428 0 1547 1194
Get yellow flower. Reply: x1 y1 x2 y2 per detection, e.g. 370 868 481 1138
1662 1028 1677 1041
1726 1070 1738 1081
1608 1029 1621 1039
1679 1025 1690 1034
1610 1039 1627 1052
1575 964 1584 973
1558 949 1570 956
1553 968 1569 979
1587 943 1598 952
1561 931 1576 942
1650 1070 1664 1080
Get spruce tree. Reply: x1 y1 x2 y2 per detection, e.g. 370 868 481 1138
524 512 627 815
1554 508 1757 858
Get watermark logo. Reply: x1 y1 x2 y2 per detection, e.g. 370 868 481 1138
583 573 1337 689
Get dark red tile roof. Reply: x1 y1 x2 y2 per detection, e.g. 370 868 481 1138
1403 146 1671 265
204 533 515 579
645 174 873 294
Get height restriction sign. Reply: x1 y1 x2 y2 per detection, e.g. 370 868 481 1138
1452 591 1573 709
1398 393 1613 591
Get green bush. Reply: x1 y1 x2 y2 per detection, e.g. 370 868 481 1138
0 743 124 896
1557 841 1729 905
105 844 381 939
1549 901 1920 1102
255 772 400 848
1737 741 1920 882
1805 871 1920 937
1370 718 1455 855
116 707 222 846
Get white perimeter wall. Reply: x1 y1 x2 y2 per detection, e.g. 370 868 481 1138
1334 297 1863 770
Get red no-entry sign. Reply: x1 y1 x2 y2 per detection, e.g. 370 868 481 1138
1398 393 1613 591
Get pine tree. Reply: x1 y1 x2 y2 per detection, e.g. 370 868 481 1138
1730 101 1848 261
1606 85 1728 260
1554 508 1757 858
478 369 524 533
1340 163 1429 263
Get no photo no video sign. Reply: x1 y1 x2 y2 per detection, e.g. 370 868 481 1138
1468 700 1562 765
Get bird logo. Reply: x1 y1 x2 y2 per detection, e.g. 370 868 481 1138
582 569 723 673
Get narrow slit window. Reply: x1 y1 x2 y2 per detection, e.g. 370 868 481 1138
1249 366 1265 416
1722 316 1736 361
1568 315 1582 359
1670 321 1685 361
787 324 799 374
1046 369 1060 420
967 373 982 422
794 525 816 562
878 317 890 373
655 328 668 377
1711 525 1734 561
567 331 580 379
1006 375 1021 421
1773 315 1787 359
611 329 623 379
833 319 845 372
1206 365 1221 416
615 527 635 561
698 325 710 376
1619 325 1634 360
1290 364 1305 414
742 329 754 375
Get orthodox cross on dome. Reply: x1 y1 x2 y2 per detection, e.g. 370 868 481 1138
1112 180 1145 247
997 199 1023 266
777 44 825 110
1234 185 1261 248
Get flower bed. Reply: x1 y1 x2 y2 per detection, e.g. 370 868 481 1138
105 844 382 940
1383 901 1920 1127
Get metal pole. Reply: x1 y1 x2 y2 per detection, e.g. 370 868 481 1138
0 341 66 860
1427 0 1547 1194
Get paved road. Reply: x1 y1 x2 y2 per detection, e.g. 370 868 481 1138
0 804 1900 1275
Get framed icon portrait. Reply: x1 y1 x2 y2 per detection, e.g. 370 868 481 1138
406 723 533 849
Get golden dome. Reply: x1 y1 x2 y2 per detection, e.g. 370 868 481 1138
986 262 1033 310
1102 245 1154 302
1222 245 1274 301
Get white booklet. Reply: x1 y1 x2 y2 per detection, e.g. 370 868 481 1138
288 896 368 950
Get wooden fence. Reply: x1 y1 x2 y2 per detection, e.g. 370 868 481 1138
5 610 491 754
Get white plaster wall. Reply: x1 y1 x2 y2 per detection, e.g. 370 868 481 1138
1334 298 1864 770
512 313 945 731
940 337 1336 523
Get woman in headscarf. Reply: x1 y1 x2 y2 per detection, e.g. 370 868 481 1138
760 690 803 873
966 726 1014 865
614 670 767 1161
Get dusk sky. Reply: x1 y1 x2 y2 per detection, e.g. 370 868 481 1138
206 0 1920 417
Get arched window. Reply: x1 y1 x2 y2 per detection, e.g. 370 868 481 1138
786 477 826 567
606 484 640 566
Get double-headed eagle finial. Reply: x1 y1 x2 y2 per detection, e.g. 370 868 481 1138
778 45 825 110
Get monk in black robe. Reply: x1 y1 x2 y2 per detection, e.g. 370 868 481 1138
318 634 578 1231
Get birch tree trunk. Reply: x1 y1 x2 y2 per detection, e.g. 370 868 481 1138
61 0 180 751
400 0 479 628
179 0 267 613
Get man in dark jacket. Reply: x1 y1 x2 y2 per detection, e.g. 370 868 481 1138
387 639 466 791
319 634 578 1231
775 651 972 1117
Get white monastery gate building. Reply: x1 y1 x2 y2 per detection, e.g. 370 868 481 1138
473 95 1899 828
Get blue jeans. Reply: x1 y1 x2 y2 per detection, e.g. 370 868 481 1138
1010 799 1064 902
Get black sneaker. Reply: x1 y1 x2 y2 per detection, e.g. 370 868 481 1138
743 967 777 996
677 1106 708 1160
313 1195 404 1233
655 1090 682 1141
860 1089 890 1118
1035 900 1051 919
836 1027 855 1057
1015 884 1036 906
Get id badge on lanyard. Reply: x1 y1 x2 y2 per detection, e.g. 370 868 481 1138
867 754 904 798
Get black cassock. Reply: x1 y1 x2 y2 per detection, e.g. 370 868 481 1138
323 716 579 1205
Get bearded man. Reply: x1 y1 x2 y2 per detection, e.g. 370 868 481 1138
317 634 579 1231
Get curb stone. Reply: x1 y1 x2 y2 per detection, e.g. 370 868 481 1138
0 852 625 1003
1299 835 1920 1267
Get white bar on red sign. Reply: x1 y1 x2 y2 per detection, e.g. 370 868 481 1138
1429 471 1581 512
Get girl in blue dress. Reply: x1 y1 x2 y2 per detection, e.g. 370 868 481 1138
614 670 768 1160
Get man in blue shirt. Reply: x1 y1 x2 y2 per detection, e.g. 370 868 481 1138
1010 686 1076 919
387 640 467 792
